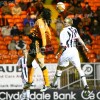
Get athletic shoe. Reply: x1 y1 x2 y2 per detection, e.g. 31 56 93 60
40 85 50 92
50 83 58 89
23 82 32 90
83 85 90 97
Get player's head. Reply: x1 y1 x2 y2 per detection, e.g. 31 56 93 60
64 17 73 27
41 8 51 25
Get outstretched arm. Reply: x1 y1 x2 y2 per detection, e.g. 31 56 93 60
78 37 89 52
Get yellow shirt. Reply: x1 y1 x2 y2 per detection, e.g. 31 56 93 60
34 18 51 47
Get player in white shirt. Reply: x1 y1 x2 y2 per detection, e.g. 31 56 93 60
17 49 38 100
51 17 89 95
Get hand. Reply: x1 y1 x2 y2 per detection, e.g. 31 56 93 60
84 47 89 52
55 53 59 59
41 46 46 55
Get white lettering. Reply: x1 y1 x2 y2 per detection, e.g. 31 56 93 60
97 91 100 99
53 92 76 100
30 92 51 100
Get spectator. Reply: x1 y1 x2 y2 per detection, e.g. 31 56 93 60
73 14 81 29
1 1 11 15
23 14 35 27
96 7 100 18
11 24 20 36
77 21 84 34
0 0 4 7
16 36 26 50
80 30 92 45
55 15 63 37
82 2 92 14
70 0 79 7
12 2 22 15
75 2 83 14
23 22 32 35
1 1 11 26
90 19 100 36
27 2 37 15
1 25 12 37
19 0 27 11
8 40 16 50
91 12 99 25
66 3 75 15
82 13 91 30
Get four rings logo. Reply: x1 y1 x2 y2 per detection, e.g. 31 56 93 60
82 64 93 75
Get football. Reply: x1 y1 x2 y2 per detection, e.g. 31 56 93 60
56 2 65 13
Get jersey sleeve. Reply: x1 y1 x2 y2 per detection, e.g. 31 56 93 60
74 28 80 39
60 29 67 46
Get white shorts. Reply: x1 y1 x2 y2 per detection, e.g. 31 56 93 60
58 47 81 68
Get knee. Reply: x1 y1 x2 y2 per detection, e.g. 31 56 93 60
41 66 46 71
56 70 62 77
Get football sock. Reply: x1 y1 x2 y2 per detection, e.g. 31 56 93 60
42 66 50 86
53 70 62 86
28 67 34 83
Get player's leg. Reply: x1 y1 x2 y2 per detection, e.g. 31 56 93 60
70 49 89 92
51 66 65 88
51 54 69 88
24 54 35 89
21 89 30 100
37 57 50 92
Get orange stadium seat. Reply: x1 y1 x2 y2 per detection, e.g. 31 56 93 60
21 11 27 15
0 41 5 45
88 58 98 62
16 23 23 30
92 44 100 49
13 15 21 19
11 54 18 59
13 36 19 41
5 40 11 45
9 2 15 8
2 55 11 59
0 50 8 55
4 36 12 41
0 45 7 50
86 53 96 59
95 36 100 40
2 59 12 64
21 15 27 19
0 36 4 41
12 59 18 64
93 49 100 55
15 0 21 2
22 36 30 41
0 60 3 64
7 18 14 23
9 50 18 55
4 15 12 19
67 15 74 18
24 40 31 45
18 50 23 57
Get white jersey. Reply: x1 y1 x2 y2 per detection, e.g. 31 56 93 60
58 26 81 68
60 26 80 47
17 56 38 84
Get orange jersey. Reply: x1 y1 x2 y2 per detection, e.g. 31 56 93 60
33 18 51 47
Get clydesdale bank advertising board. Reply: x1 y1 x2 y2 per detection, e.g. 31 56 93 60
0 64 100 100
